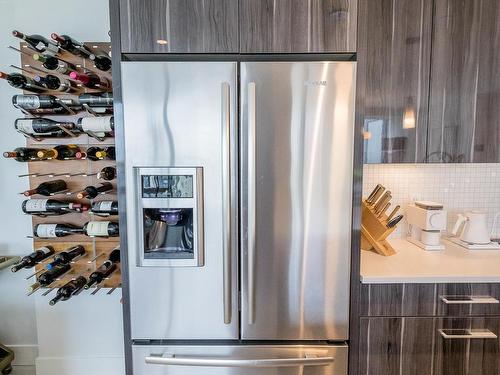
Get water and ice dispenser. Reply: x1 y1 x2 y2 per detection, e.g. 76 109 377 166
136 167 204 267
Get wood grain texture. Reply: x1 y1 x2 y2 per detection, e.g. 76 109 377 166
239 0 357 53
358 0 432 163
468 317 500 375
427 0 500 163
401 318 434 375
120 0 239 53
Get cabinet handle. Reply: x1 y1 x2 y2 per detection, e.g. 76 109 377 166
247 82 256 325
439 329 498 339
440 295 499 304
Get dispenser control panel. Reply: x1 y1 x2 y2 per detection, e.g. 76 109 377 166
136 167 204 267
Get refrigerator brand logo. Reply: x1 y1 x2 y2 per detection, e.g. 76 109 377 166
304 80 327 87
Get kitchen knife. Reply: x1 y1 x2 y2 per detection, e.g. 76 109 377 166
366 184 383 204
374 191 391 212
377 202 391 218
386 205 400 221
387 214 403 228
368 186 386 206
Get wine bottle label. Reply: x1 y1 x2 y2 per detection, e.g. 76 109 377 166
15 96 40 109
86 221 110 236
25 199 48 212
15 119 35 134
39 246 53 255
80 116 112 134
35 42 45 51
36 224 58 238
97 201 113 211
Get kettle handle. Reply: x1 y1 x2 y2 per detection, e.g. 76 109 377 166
491 212 500 238
452 213 467 236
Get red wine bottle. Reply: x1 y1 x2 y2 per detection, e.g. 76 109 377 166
11 246 55 272
34 74 75 93
49 276 87 305
46 245 85 270
33 223 83 238
37 145 84 160
37 263 71 286
82 221 119 237
76 116 114 136
91 200 118 216
0 71 46 93
77 93 113 107
69 71 110 90
84 253 119 289
108 247 121 263
15 118 76 137
97 166 116 181
89 53 111 72
12 30 59 55
32 53 76 75
3 147 44 162
23 180 67 197
22 199 88 215
93 146 115 160
51 33 92 57
76 182 113 199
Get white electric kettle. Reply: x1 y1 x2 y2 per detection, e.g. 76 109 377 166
452 211 500 244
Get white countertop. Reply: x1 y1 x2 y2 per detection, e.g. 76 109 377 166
360 238 500 283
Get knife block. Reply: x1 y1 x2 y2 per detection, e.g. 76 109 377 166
360 200 397 256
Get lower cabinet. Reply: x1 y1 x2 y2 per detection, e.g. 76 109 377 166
358 316 500 375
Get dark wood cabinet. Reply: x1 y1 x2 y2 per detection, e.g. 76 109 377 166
357 0 433 163
239 0 357 53
119 0 239 53
427 0 500 163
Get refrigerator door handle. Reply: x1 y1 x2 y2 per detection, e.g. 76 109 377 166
247 82 256 325
221 82 232 325
145 354 335 367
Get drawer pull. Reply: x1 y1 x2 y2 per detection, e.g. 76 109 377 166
439 329 498 339
440 295 499 305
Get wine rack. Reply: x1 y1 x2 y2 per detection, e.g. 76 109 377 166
12 41 121 291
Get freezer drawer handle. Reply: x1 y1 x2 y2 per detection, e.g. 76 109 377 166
440 295 499 304
247 82 256 325
145 354 334 367
221 82 232 325
439 329 498 339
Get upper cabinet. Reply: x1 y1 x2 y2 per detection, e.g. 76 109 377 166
358 0 433 163
427 0 500 163
239 0 357 53
119 0 239 53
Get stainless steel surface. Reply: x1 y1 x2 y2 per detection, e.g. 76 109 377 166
221 82 232 325
386 205 400 221
368 186 385 206
121 61 239 340
240 61 356 340
366 184 382 204
373 191 391 212
134 345 348 375
439 329 498 340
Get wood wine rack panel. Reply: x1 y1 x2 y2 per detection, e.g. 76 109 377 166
19 42 121 289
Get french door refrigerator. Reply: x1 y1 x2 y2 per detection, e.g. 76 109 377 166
120 60 356 375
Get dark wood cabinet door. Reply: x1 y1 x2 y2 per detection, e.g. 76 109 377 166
427 0 500 163
239 0 357 53
119 0 239 53
357 0 433 163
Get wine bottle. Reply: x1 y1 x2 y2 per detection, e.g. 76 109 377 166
32 53 76 75
22 199 88 215
34 74 75 93
77 93 113 107
108 247 121 263
33 223 83 238
11 246 55 272
82 221 119 237
23 180 67 197
91 200 118 216
15 118 76 137
89 53 111 72
76 182 113 199
51 33 92 57
76 116 114 137
12 30 59 55
12 94 74 115
0 71 46 93
49 276 87 305
84 146 115 161
37 145 84 160
97 166 116 181
69 71 110 90
3 147 43 162
37 263 71 286
46 245 85 270
84 251 119 289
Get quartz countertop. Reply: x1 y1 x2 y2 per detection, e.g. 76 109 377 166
360 238 500 283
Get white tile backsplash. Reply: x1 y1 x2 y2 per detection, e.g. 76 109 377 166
363 164 500 238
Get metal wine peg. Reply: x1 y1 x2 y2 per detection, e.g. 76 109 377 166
56 124 78 137
83 103 98 117
87 253 105 264
8 45 31 56
35 172 57 177
54 98 76 115
16 129 43 142
49 189 70 196
67 172 88 177
86 130 106 142
107 285 120 295
10 64 45 74
42 288 55 297
18 173 39 178
91 287 102 295
25 268 45 280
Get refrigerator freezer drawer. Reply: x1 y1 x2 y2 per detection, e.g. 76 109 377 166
132 344 348 375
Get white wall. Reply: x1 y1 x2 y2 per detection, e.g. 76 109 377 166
0 1 124 374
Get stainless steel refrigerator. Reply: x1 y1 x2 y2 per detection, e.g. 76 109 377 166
120 60 356 375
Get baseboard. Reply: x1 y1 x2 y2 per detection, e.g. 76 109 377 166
35 356 125 375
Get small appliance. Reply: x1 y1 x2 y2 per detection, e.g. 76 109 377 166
448 211 500 250
406 201 447 250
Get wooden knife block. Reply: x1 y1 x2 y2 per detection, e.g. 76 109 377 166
360 200 397 256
